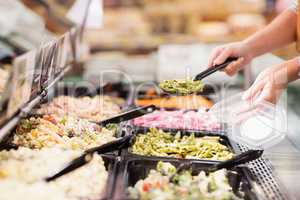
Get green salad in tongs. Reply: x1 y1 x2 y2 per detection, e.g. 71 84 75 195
159 79 204 95
128 161 243 200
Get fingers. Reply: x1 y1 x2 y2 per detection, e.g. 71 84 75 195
223 57 245 76
214 47 233 66
208 47 224 68
258 82 283 104
213 48 245 76
242 77 267 102
257 82 274 103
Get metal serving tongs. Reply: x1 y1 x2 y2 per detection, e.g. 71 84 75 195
169 149 263 182
45 134 134 182
91 105 156 127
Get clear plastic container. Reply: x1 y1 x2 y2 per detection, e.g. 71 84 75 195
209 93 287 149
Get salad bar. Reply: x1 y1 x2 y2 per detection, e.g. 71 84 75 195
0 78 279 200
0 26 290 200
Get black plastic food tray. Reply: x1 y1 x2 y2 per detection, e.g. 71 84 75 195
115 158 258 200
122 126 238 163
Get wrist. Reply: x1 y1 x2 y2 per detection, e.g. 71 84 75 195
241 40 255 60
296 57 300 78
283 57 300 82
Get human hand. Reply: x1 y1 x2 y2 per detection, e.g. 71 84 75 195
208 42 253 76
242 64 288 104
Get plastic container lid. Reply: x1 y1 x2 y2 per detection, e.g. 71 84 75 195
209 93 286 149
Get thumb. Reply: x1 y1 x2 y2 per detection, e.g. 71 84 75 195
242 78 266 102
214 48 232 65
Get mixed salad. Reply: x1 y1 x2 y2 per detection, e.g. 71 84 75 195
14 114 117 150
131 128 233 160
129 161 242 200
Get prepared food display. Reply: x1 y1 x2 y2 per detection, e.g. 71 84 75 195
13 114 117 150
159 79 204 95
128 161 242 200
135 95 213 109
133 110 221 131
37 95 122 122
131 128 233 160
0 68 8 95
0 148 108 200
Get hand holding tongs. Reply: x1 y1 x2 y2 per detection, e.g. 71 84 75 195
193 57 238 81
45 134 134 182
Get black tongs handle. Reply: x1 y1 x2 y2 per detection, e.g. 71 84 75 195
45 135 134 182
97 105 156 126
194 57 238 81
45 153 92 182
84 134 133 154
211 150 263 172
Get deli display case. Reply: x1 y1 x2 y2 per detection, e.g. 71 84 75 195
1 1 300 200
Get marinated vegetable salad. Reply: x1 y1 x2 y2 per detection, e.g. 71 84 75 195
13 114 117 150
129 161 242 200
159 79 204 95
131 128 233 160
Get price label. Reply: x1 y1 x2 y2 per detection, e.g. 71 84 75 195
7 51 35 117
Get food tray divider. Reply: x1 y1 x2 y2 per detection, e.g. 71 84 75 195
100 154 121 200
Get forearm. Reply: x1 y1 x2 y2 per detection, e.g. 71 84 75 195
243 10 297 58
